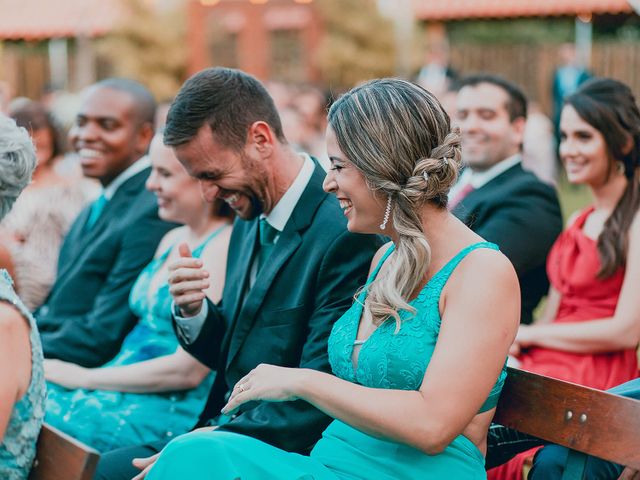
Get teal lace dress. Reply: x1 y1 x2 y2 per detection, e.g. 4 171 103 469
0 270 46 480
147 242 506 480
45 227 225 452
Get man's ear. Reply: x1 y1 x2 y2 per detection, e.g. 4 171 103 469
246 121 276 157
136 122 155 154
511 116 527 145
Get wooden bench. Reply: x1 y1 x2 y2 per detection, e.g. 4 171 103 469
494 367 640 479
29 423 100 480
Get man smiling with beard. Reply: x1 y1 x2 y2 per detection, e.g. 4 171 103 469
95 68 381 480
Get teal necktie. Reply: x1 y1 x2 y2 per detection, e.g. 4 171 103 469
85 194 107 230
257 218 278 272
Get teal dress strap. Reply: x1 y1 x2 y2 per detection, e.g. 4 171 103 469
155 224 229 262
191 224 228 258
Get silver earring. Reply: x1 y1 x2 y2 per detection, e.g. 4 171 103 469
617 161 626 175
380 196 392 230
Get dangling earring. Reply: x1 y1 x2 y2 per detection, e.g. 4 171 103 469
379 196 392 230
617 161 626 176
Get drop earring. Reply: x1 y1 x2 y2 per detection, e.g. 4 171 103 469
379 196 392 230
617 161 626 175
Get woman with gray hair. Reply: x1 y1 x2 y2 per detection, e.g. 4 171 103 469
0 114 46 479
141 78 520 480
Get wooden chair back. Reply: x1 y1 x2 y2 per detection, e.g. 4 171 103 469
494 367 640 477
28 423 100 480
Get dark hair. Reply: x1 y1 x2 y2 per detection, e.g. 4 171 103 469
565 78 640 278
455 74 528 121
9 100 64 160
94 78 157 126
164 67 285 150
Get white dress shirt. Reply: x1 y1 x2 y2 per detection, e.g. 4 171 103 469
449 154 521 201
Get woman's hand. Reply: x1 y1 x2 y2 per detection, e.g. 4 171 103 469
221 364 308 416
44 359 93 389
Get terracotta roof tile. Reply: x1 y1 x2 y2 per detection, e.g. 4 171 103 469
0 0 123 40
414 0 633 20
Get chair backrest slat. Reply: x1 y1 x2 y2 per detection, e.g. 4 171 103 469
494 367 640 470
28 423 99 480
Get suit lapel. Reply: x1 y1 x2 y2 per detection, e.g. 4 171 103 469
54 169 150 283
452 162 524 221
225 220 259 330
225 163 327 369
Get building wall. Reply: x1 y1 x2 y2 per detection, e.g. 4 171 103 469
187 0 322 83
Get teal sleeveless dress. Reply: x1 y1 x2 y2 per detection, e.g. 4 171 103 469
0 270 46 480
45 226 225 452
147 242 506 480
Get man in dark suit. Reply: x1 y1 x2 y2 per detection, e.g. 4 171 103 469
95 68 380 479
451 74 563 470
451 74 563 326
36 79 175 367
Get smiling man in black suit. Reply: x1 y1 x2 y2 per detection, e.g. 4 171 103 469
36 79 175 367
95 68 381 480
451 74 563 326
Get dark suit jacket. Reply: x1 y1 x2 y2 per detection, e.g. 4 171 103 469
452 162 562 325
178 162 381 454
36 167 176 367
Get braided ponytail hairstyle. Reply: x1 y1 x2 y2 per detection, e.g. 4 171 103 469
328 78 462 329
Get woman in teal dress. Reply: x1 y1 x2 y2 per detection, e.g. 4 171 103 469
43 136 233 453
0 114 45 480
144 79 520 479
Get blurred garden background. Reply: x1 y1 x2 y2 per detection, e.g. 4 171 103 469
1 0 639 217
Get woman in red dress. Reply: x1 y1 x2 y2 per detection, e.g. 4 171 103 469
489 77 640 479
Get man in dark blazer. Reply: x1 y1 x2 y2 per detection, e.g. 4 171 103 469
452 74 563 326
95 68 380 480
452 74 563 470
36 79 175 367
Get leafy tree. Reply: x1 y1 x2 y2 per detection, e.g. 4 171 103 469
316 0 396 90
97 0 186 101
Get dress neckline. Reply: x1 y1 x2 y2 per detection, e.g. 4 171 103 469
349 241 496 374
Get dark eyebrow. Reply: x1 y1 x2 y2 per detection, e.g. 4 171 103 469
329 156 344 164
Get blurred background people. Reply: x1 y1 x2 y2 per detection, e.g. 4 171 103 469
551 43 591 145
35 78 176 367
451 74 563 326
0 114 45 479
491 77 640 479
0 100 92 311
43 136 233 452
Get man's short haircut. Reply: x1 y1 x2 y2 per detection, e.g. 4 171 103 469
455 74 528 121
163 67 286 150
93 78 156 126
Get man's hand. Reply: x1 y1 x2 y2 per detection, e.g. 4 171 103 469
168 243 210 317
131 452 160 480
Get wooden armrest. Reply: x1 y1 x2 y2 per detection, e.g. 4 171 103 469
29 423 100 480
494 367 640 470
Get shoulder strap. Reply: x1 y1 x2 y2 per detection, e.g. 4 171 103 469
192 224 229 258
431 241 499 288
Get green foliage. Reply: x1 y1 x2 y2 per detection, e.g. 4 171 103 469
97 0 186 101
447 18 574 44
315 0 396 90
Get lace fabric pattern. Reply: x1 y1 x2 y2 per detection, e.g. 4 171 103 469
0 270 46 480
328 242 506 402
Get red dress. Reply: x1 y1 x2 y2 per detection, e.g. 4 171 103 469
488 206 639 480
